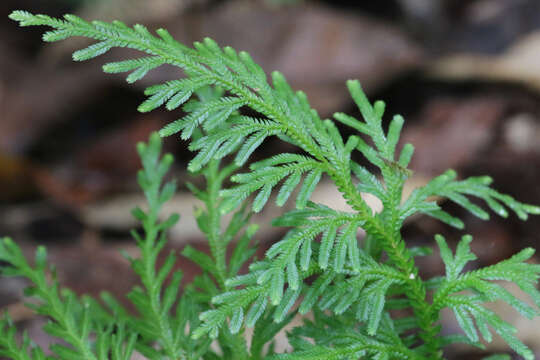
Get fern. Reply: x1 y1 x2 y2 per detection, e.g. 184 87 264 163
0 316 53 360
4 9 540 360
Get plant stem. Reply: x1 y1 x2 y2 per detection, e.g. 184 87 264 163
201 159 251 360
140 210 183 359
204 159 228 289
336 174 442 359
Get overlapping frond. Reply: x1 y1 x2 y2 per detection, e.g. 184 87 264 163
7 10 540 360
193 204 406 340
280 310 418 360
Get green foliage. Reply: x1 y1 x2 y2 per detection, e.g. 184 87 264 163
0 316 53 360
4 9 540 360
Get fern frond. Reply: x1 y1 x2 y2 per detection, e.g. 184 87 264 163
279 311 418 360
432 235 540 360
250 308 297 358
123 133 193 359
179 88 262 358
8 11 365 219
9 10 540 359
95 323 137 360
0 238 99 360
187 116 285 173
446 295 533 360
103 56 166 84
0 316 51 360
401 171 540 229
199 247 406 341
271 202 362 271
0 247 137 360
9 11 327 172
219 157 324 213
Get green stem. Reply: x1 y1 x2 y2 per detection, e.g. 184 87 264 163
141 211 183 360
336 174 441 359
204 160 228 289
201 160 250 360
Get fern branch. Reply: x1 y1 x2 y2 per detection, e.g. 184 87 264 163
0 317 51 360
126 133 185 359
0 239 98 360
432 235 540 360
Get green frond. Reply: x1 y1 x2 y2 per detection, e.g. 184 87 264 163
271 202 362 271
139 78 212 112
103 56 165 83
433 235 540 360
8 10 540 360
445 295 533 360
95 323 137 360
335 81 412 169
0 317 50 360
351 162 387 201
0 238 99 360
219 156 324 213
125 133 214 359
277 313 418 360
8 11 343 217
401 170 540 228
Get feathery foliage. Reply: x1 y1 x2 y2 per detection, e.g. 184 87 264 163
4 9 540 360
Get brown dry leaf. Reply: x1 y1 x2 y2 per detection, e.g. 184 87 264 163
24 116 164 207
429 30 540 92
0 65 105 152
81 191 294 244
0 152 35 201
43 231 138 300
400 96 505 176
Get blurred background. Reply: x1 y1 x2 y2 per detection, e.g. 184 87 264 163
1 0 540 358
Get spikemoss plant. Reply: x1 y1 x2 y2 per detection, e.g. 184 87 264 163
2 10 540 360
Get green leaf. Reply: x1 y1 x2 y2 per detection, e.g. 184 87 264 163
246 296 268 328
299 236 312 271
273 287 300 323
453 306 478 343
235 131 267 166
270 272 285 306
229 308 244 334
286 259 299 290
386 115 404 158
72 40 113 61
276 171 302 206
296 170 322 209
318 224 338 269
253 184 272 213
